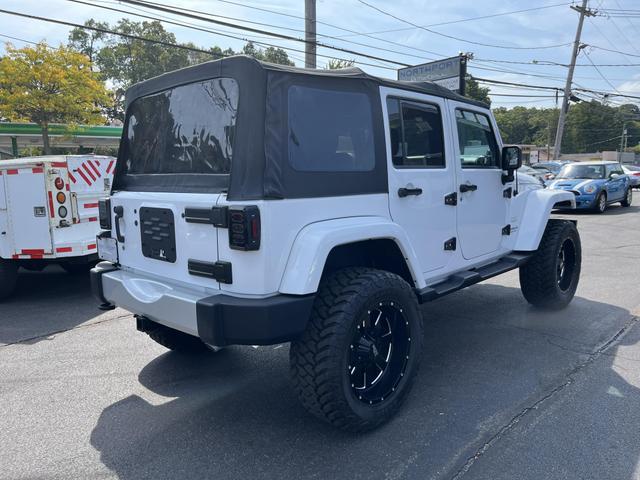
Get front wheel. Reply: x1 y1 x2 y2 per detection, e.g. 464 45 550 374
594 192 607 213
621 188 632 207
0 259 18 300
519 220 581 310
290 268 424 432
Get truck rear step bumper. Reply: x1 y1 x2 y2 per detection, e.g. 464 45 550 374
90 262 315 347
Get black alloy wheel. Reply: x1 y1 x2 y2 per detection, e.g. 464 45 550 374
556 238 577 292
348 302 411 405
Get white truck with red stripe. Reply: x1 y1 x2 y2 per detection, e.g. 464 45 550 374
0 155 115 299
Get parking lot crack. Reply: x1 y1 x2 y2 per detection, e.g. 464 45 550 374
0 313 132 348
449 315 639 480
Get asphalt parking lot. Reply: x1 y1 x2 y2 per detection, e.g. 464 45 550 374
1 205 639 480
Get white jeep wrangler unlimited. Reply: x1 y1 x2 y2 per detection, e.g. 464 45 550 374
92 56 580 431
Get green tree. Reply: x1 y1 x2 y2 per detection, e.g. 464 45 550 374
0 43 110 154
242 41 294 66
325 59 356 69
465 76 491 105
68 22 295 119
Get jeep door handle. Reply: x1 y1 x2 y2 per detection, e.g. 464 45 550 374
398 187 423 197
113 205 125 243
459 184 478 193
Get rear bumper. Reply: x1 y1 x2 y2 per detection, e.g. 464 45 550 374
90 262 315 346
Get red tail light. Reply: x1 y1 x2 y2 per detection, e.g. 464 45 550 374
228 206 260 251
54 177 64 190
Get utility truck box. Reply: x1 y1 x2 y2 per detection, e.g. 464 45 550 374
0 155 115 298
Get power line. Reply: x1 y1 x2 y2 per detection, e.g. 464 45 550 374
0 7 399 72
80 0 435 63
334 2 572 37
115 0 411 67
115 0 447 60
356 0 574 50
0 8 220 56
582 49 623 94
589 43 640 58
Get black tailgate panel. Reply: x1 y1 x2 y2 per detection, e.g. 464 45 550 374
140 207 177 263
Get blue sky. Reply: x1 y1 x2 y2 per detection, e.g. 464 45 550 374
1 0 639 108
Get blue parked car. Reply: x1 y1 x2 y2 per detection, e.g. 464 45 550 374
548 161 633 213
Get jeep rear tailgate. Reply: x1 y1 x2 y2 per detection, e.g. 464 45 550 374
110 191 223 290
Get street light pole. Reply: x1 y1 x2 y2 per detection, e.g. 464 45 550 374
305 0 317 69
553 0 595 160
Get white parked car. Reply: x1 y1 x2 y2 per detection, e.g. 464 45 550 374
0 155 115 298
91 56 580 431
622 164 640 189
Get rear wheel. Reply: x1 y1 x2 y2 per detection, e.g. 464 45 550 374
290 268 423 432
621 188 632 207
144 321 208 353
519 220 581 310
594 192 607 213
0 259 18 300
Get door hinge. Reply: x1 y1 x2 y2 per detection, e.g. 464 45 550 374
184 206 228 228
503 187 513 199
444 237 457 251
444 192 458 206
502 224 511 236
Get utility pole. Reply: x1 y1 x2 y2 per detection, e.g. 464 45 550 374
620 122 627 155
553 0 595 160
305 0 316 69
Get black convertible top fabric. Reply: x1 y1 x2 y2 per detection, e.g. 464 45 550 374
124 56 487 110
117 56 488 200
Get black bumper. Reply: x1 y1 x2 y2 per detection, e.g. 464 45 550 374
196 293 315 346
91 262 316 346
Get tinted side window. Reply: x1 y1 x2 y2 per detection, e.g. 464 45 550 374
288 85 375 172
123 78 238 175
386 98 445 168
456 109 500 168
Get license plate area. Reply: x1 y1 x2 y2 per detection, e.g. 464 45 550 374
97 235 118 264
140 207 176 263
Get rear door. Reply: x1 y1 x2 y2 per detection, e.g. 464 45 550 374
5 166 53 254
383 88 457 274
449 102 508 260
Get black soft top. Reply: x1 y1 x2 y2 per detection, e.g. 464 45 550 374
125 55 487 109
117 56 488 200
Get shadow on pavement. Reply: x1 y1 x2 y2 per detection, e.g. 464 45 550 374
0 265 101 345
90 283 639 480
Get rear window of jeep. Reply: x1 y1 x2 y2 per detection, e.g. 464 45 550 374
122 78 239 175
287 85 375 172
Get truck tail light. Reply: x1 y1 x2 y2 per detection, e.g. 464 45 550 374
56 192 66 204
54 177 64 190
99 198 112 230
228 206 260 251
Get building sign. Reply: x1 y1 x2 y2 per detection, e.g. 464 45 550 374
397 56 466 94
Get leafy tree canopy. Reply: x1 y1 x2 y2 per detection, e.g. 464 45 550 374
68 20 294 120
0 43 110 153
464 76 491 105
493 100 640 154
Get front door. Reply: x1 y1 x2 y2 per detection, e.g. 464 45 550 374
606 163 626 200
384 89 457 274
449 103 508 260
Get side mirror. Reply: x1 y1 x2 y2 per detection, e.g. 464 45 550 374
610 173 620 180
501 146 522 171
